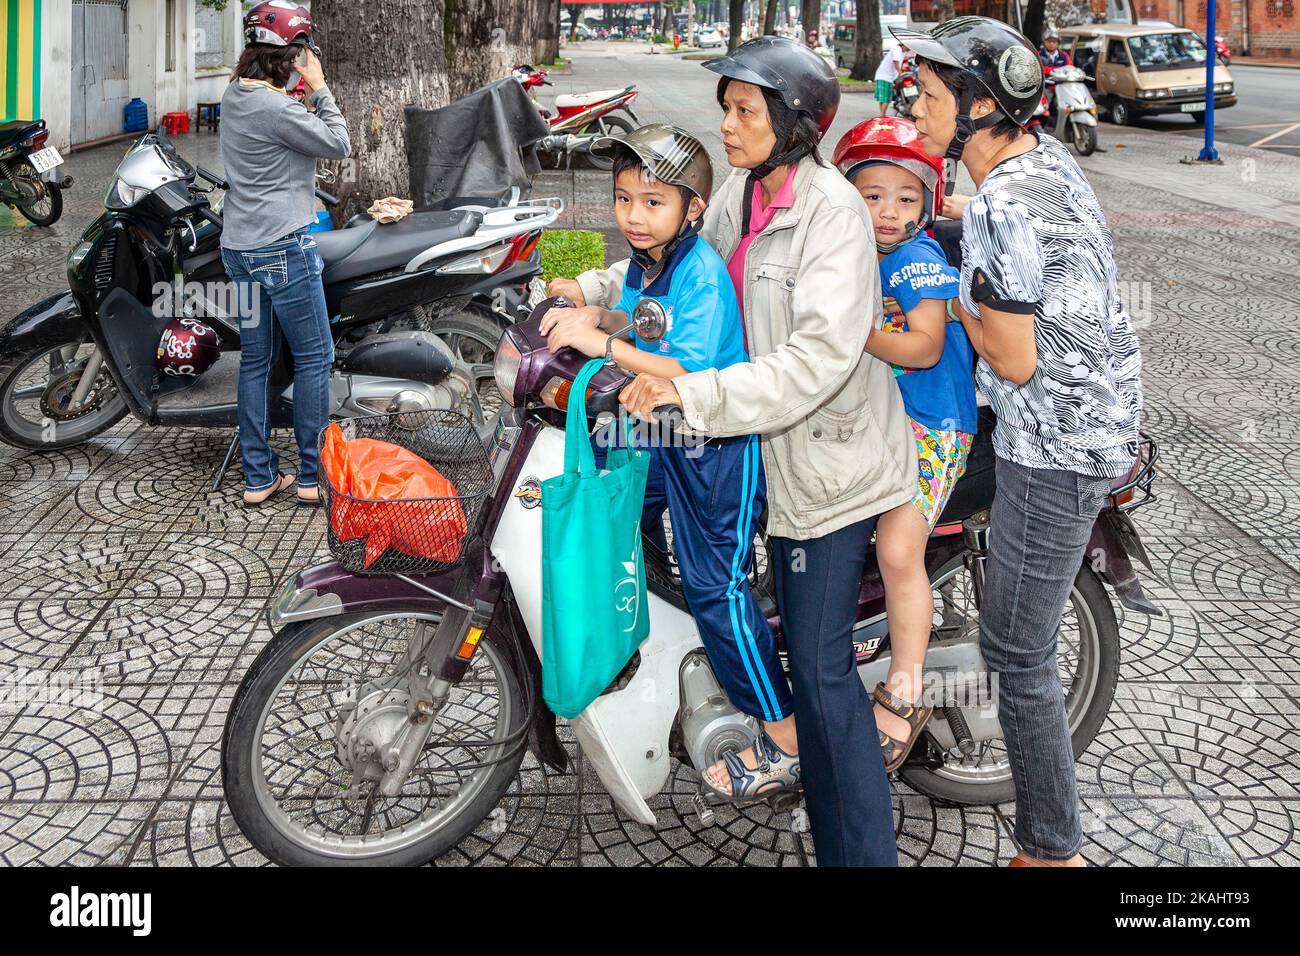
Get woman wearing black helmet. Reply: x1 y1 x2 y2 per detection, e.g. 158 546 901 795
560 35 915 867
894 16 1143 867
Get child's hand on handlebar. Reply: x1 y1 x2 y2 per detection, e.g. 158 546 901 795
545 308 606 357
547 277 587 306
540 303 602 336
941 193 971 220
620 374 682 421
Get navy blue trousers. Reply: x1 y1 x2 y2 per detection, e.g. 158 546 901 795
642 436 794 722
771 519 898 867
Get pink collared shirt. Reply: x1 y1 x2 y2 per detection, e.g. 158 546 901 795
726 169 797 344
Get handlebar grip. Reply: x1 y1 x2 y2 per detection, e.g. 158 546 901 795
315 188 340 207
195 164 229 190
651 404 685 429
543 80 553 86
195 205 223 230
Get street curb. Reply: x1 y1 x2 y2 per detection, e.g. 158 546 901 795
1232 58 1300 70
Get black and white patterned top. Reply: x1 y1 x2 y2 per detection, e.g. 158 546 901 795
960 134 1143 478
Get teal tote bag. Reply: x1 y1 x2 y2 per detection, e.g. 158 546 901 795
541 358 651 719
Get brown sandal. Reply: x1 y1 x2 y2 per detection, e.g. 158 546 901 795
873 683 934 773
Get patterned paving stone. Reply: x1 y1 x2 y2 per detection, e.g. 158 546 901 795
1072 795 1242 867
0 800 155 866
1121 682 1300 801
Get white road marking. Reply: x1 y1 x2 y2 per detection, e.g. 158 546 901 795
1249 122 1300 148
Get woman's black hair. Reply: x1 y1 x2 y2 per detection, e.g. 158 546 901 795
233 44 300 88
716 77 826 167
916 57 1023 142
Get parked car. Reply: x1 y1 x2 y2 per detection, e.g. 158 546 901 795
833 14 906 70
697 28 724 48
1060 23 1235 127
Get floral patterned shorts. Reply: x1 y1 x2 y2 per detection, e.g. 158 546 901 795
910 419 974 529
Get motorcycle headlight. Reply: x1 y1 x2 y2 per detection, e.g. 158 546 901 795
493 331 523 406
105 176 149 209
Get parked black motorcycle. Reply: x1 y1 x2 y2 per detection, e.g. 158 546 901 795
0 118 71 227
0 133 558 453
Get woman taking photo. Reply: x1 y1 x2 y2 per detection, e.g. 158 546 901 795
550 37 916 867
220 2 350 508
894 17 1144 866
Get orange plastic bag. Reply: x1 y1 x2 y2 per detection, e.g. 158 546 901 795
321 422 468 568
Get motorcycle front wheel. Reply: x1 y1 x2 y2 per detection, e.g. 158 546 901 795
8 159 63 227
898 555 1120 806
222 611 527 866
0 340 128 449
1072 122 1098 156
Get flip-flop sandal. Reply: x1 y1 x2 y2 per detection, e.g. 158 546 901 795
296 488 322 508
873 682 935 773
701 727 801 803
243 473 295 510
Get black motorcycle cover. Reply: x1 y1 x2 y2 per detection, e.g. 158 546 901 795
405 78 550 206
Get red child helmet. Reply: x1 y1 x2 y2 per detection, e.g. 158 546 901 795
157 318 222 378
243 1 318 53
832 117 946 233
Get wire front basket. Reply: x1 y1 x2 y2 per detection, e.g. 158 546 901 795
319 409 494 576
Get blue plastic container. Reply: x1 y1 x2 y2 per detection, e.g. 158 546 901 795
124 98 149 133
307 210 334 233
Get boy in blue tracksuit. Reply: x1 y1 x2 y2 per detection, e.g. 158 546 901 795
541 125 796 796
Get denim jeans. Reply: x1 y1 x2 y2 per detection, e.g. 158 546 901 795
221 231 333 492
771 516 898 867
979 455 1114 860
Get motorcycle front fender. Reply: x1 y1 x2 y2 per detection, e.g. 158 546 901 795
267 560 464 630
1087 511 1163 617
1070 112 1099 127
0 290 85 357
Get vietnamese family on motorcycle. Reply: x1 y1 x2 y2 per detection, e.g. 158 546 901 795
1 2 1158 868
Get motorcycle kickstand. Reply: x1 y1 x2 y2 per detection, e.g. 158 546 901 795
211 430 240 491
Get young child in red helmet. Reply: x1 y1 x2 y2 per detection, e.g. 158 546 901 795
832 116 978 773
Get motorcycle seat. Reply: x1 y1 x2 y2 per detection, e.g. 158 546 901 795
313 208 483 283
554 88 629 108
0 119 45 147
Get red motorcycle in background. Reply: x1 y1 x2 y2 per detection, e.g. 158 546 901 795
512 64 641 169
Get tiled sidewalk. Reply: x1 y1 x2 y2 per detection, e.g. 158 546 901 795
1 50 1297 866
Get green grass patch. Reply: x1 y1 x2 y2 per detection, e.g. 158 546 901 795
538 229 605 285
682 51 725 60
838 76 874 90
539 57 570 71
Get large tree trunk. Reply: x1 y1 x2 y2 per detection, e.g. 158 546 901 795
801 0 821 45
315 0 545 221
728 0 744 49
314 0 449 222
763 0 779 34
537 0 561 64
850 0 881 81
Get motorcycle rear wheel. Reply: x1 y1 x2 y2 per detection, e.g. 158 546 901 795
582 113 635 170
0 340 128 449
222 611 527 866
898 555 1119 806
8 159 63 227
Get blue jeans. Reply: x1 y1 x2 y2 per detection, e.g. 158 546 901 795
979 455 1113 860
221 232 333 492
771 517 898 867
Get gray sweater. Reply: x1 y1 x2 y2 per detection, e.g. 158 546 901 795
219 80 351 251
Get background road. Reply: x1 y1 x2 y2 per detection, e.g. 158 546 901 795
1125 63 1300 152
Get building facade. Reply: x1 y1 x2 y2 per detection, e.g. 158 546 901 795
1 0 243 152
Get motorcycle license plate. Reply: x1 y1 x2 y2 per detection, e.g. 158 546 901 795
1180 101 1206 112
28 145 63 173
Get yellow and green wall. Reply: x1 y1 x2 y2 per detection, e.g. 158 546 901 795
0 0 41 122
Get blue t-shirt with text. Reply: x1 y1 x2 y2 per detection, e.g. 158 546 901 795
615 235 747 373
879 234 978 435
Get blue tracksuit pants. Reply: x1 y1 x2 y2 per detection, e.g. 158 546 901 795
641 435 794 722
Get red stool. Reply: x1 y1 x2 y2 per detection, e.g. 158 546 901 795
161 111 191 134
